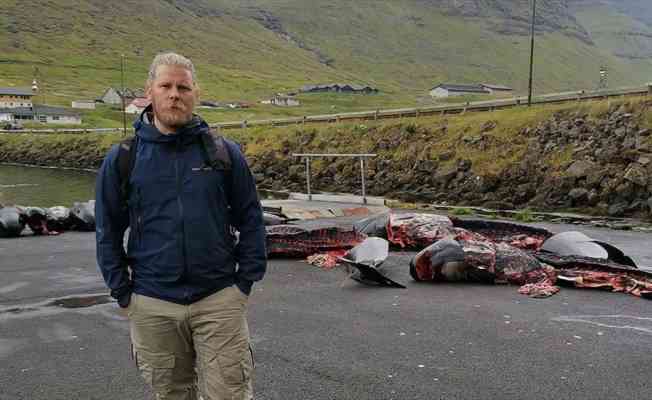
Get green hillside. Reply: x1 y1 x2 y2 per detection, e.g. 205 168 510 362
1 0 652 122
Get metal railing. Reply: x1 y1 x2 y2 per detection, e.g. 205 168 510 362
292 153 377 204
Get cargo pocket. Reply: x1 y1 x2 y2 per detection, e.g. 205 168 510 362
212 346 253 397
135 349 176 393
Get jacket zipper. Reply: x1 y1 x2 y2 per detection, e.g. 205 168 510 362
175 138 188 297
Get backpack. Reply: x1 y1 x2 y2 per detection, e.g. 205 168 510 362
117 130 233 209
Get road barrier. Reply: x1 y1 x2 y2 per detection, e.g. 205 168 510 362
2 85 651 134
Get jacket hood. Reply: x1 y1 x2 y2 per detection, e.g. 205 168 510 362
133 104 210 143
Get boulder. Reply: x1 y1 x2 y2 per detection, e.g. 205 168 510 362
416 159 438 173
438 151 454 161
565 160 595 179
433 164 458 185
288 164 304 179
623 163 648 187
585 168 607 188
568 188 588 203
587 189 600 206
457 159 472 172
608 202 628 217
614 127 627 138
480 120 497 132
483 200 514 210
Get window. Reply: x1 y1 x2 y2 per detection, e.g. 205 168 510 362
53 116 60 121
38 115 47 123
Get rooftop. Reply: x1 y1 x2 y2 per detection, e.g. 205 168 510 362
432 84 490 93
0 105 80 117
481 83 513 91
0 87 35 96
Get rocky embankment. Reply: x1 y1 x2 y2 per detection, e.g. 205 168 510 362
1 100 651 219
249 101 652 219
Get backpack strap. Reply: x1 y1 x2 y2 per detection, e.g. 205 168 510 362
199 130 232 171
117 136 138 208
199 130 234 210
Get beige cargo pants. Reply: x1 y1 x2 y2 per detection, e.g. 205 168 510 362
126 286 254 400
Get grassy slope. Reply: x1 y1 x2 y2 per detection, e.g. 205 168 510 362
236 98 650 177
221 0 652 93
0 0 350 102
0 0 651 124
574 6 652 60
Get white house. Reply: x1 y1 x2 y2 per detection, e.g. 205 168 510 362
72 100 96 109
99 87 145 105
34 105 82 124
0 105 82 124
429 84 491 98
267 96 300 107
0 87 34 108
125 97 150 114
0 109 13 122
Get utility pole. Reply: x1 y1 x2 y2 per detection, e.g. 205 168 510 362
120 54 127 137
527 0 537 106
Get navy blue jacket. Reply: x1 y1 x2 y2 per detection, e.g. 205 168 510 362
95 110 266 307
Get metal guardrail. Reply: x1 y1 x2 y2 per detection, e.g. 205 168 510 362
1 85 651 134
292 153 377 204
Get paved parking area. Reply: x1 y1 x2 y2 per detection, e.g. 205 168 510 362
1 224 651 399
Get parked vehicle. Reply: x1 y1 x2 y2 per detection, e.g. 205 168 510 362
2 121 23 130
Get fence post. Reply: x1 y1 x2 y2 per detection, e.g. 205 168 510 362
647 84 652 96
305 157 312 201
360 157 367 204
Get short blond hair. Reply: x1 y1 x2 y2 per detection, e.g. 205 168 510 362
147 52 196 83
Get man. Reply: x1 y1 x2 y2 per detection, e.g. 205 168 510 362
95 52 266 400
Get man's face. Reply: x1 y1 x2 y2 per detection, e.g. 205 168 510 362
146 65 197 132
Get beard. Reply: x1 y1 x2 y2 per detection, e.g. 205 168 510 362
151 99 193 129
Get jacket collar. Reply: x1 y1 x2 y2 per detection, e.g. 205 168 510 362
134 104 209 143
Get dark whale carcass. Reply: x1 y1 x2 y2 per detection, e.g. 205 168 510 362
410 228 558 297
20 207 54 235
535 231 651 298
69 200 95 231
266 222 366 257
539 231 636 267
386 213 455 249
0 207 25 238
46 206 73 232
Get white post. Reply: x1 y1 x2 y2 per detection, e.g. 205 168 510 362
305 157 312 201
360 157 367 204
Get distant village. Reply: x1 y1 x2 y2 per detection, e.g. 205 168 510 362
0 80 510 128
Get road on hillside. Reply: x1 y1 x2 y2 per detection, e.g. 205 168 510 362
1 224 651 400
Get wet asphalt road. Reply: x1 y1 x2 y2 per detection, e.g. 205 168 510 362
1 223 652 400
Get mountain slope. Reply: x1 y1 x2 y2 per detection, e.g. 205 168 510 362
0 0 651 108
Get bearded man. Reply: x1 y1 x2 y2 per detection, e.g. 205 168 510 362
95 52 266 400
